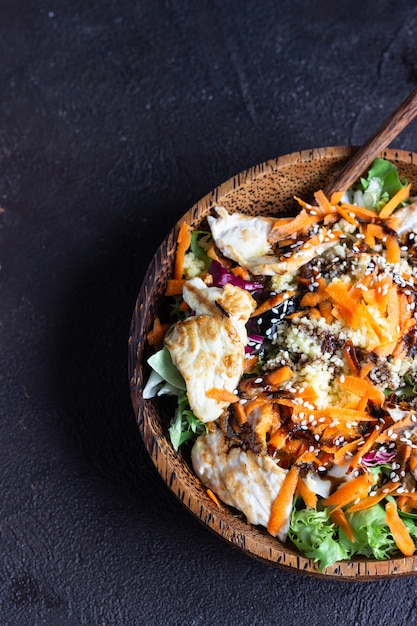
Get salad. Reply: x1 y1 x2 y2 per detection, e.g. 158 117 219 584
144 158 417 570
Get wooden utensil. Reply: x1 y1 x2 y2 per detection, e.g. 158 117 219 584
324 86 417 198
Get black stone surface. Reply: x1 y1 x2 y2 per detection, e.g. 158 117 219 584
3 1 417 624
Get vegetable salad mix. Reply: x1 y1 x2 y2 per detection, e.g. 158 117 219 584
144 158 417 569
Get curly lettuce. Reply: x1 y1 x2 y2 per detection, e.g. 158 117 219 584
289 506 350 569
289 501 414 570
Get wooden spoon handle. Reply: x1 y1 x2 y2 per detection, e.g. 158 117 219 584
324 87 417 198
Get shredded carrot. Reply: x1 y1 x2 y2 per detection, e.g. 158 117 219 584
251 290 295 317
399 292 412 329
293 449 319 466
309 307 322 320
333 438 362 465
410 453 417 476
256 404 281 442
275 400 375 423
295 386 319 402
268 426 288 450
325 282 361 327
347 425 381 472
363 289 381 310
348 269 376 302
277 237 297 248
231 265 250 280
267 465 299 536
366 223 386 240
385 234 401 264
300 291 326 308
146 317 170 349
243 355 259 374
313 189 335 217
293 196 312 210
338 374 385 408
318 299 333 324
347 481 398 513
205 388 239 403
387 285 400 333
379 183 411 219
339 202 380 221
266 366 294 387
244 395 270 417
355 396 369 411
398 495 415 513
164 279 186 296
385 500 416 557
233 402 247 425
206 488 222 508
269 210 321 242
359 362 374 378
296 476 317 510
335 205 359 226
321 405 377 422
374 274 392 308
376 411 416 445
325 281 384 349
282 439 305 461
396 491 417 513
174 221 191 280
331 508 355 543
322 472 372 509
207 244 221 262
330 191 344 205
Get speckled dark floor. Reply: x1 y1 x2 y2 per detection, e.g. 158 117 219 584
3 1 417 624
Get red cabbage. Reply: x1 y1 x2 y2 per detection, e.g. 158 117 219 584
362 449 396 466
245 334 264 353
210 261 263 291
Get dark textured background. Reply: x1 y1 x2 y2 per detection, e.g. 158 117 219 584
3 1 417 624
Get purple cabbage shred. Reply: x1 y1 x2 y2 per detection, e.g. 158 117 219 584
245 334 264 353
210 261 263 291
362 449 396 466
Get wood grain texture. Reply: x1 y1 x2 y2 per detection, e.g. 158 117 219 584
129 146 417 580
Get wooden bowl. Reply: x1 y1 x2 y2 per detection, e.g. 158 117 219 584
128 146 417 580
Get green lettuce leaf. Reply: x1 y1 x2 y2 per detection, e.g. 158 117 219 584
145 348 206 450
365 158 408 198
289 506 350 570
353 158 408 211
343 504 398 560
146 347 185 390
190 229 212 271
290 501 404 569
168 390 207 451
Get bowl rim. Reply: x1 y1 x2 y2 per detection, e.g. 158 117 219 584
128 145 417 580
